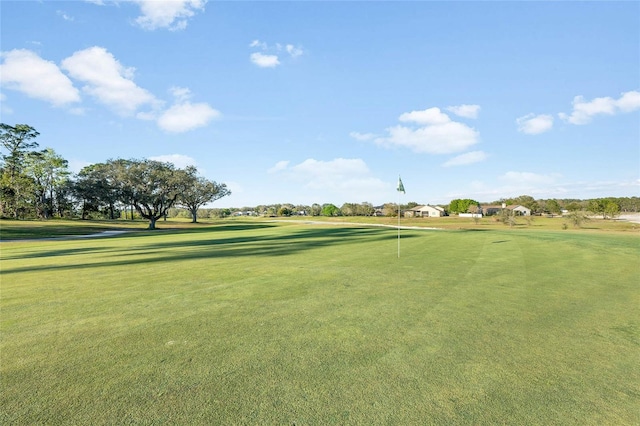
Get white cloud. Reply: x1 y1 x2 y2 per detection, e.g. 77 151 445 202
0 49 81 107
249 40 303 68
268 160 290 174
381 122 479 154
61 46 159 116
500 171 560 185
349 131 376 141
250 39 267 49
363 107 480 154
291 158 369 177
250 52 280 68
157 101 220 133
399 107 451 125
442 151 488 167
559 90 640 125
516 113 554 135
148 154 198 169
616 90 640 112
286 44 304 58
274 158 389 201
446 104 480 119
169 86 192 102
57 10 74 21
156 86 220 132
133 0 206 31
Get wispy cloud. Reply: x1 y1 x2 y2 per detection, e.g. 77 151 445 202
446 104 480 119
500 171 561 185
349 131 377 141
516 113 554 135
249 39 304 68
133 0 206 31
268 160 290 174
559 90 640 125
442 151 488 167
57 10 75 22
0 49 81 107
270 158 389 202
148 154 198 169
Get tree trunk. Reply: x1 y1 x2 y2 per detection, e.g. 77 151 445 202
191 207 198 223
148 217 157 229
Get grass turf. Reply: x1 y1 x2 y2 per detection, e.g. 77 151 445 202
1 220 638 424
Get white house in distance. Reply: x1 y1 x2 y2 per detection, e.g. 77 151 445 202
482 204 531 216
404 205 446 218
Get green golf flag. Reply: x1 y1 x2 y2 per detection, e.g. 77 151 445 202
397 176 405 194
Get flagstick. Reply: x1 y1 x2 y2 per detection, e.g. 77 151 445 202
397 185 400 258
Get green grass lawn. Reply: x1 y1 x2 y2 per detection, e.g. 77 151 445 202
1 220 639 424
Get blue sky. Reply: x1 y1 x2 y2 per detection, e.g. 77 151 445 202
1 1 638 208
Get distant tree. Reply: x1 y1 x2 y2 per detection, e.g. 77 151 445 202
103 159 191 229
604 200 620 219
449 198 479 214
565 201 582 212
566 210 589 228
546 199 562 216
310 203 321 216
382 203 398 217
405 201 419 209
74 163 122 219
587 198 620 219
357 202 375 216
278 206 292 216
510 195 540 214
500 208 517 228
321 203 340 217
177 167 230 223
24 148 70 219
340 203 356 216
0 124 40 218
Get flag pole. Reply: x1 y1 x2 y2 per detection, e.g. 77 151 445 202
396 175 404 258
397 188 401 258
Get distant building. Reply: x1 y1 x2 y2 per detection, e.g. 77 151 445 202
481 205 531 216
404 205 446 218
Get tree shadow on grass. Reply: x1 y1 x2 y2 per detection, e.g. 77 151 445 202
1 226 420 275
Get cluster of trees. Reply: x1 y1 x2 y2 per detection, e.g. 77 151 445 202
489 195 638 218
0 124 230 229
449 199 480 214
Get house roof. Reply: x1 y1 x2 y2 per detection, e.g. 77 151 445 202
408 205 444 212
482 204 529 210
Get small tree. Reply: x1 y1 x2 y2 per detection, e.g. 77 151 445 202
321 203 340 217
604 201 620 219
278 206 292 216
546 199 562 217
566 210 589 228
501 208 517 228
177 167 230 223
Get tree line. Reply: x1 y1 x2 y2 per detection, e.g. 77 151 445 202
2 123 637 226
0 124 230 229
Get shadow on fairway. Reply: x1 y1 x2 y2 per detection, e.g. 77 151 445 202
1 226 421 274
